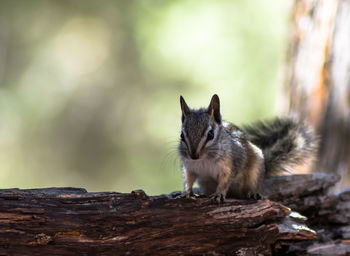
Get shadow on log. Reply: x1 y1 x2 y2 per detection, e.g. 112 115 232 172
0 173 349 255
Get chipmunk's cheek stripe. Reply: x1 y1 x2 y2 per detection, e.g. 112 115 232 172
182 139 188 149
182 131 192 152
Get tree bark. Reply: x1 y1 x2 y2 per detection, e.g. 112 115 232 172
264 173 350 255
1 173 350 255
288 0 350 189
0 187 314 255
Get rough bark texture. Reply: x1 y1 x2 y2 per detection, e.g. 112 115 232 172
0 173 349 255
264 173 350 255
0 186 313 256
288 0 350 189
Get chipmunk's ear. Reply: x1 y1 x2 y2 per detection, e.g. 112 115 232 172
180 95 190 122
208 94 221 124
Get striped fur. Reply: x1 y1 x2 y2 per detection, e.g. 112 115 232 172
178 95 317 200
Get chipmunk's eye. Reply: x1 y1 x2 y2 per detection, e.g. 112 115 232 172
207 129 214 141
180 132 185 141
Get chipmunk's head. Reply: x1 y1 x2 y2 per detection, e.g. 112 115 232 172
178 94 222 160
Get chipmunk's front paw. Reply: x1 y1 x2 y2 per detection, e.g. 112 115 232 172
210 193 225 203
176 191 200 199
175 192 191 199
246 192 263 200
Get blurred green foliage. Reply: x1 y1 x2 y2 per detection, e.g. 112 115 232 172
0 0 290 194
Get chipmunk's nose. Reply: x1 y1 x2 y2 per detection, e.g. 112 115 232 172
191 150 199 160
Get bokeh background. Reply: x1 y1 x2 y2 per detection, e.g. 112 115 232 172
0 1 291 194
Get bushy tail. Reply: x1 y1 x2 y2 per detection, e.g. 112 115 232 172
242 117 318 177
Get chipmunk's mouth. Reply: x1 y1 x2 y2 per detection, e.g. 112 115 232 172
190 151 201 160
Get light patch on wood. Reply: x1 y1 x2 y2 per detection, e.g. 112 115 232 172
290 0 338 127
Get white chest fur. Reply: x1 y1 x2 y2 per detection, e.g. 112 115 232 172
183 158 226 181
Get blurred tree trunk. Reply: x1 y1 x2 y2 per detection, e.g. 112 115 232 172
287 0 350 190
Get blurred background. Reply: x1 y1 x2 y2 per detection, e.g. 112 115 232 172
3 0 345 195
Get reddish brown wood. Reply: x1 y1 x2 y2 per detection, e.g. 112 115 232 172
1 173 350 255
287 0 350 189
0 187 314 255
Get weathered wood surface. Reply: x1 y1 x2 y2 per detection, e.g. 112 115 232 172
264 173 350 255
0 187 314 255
0 173 349 255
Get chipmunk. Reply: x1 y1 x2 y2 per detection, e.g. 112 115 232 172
178 94 317 202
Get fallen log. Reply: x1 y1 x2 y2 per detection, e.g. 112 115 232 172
0 187 314 255
1 173 350 255
264 173 350 255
